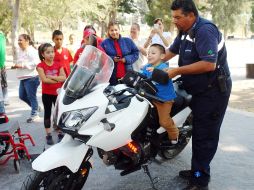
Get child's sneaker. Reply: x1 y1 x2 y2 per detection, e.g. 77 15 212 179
46 134 54 145
58 133 64 143
171 137 179 145
27 115 40 123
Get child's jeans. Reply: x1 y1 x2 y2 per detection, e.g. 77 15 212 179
153 100 179 140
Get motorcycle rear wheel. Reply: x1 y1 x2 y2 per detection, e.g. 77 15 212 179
158 113 193 160
158 135 190 160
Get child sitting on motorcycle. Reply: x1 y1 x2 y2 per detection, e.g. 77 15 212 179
141 43 179 144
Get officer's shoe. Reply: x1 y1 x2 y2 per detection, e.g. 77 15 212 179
179 170 211 182
179 170 193 180
182 183 208 190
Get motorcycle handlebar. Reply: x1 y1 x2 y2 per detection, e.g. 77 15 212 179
124 88 165 103
111 87 165 103
138 90 166 103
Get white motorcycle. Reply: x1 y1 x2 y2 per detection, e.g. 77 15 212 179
22 45 192 190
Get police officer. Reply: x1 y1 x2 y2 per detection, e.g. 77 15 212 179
165 1 232 190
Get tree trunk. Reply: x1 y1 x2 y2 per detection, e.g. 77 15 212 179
31 28 35 43
100 21 107 38
58 21 63 31
11 0 20 64
244 23 248 38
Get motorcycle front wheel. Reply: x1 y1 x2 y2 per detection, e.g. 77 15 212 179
21 163 91 190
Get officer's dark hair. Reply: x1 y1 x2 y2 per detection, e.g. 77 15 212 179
150 43 166 54
171 0 199 16
38 43 53 61
52 30 63 39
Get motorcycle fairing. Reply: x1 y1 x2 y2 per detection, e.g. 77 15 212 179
32 135 89 173
85 96 149 151
56 83 109 125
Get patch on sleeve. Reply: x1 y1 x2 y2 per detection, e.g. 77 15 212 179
207 49 215 57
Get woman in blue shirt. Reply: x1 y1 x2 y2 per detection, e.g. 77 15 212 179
100 21 139 85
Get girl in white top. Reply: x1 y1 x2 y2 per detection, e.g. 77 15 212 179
144 18 172 48
16 44 40 79
13 34 41 123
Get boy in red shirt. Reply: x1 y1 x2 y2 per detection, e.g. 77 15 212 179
52 30 73 77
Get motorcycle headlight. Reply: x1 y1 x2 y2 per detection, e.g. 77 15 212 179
60 107 98 131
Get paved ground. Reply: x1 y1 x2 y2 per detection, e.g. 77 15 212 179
0 39 254 189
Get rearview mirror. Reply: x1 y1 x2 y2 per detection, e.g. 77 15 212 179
152 69 169 84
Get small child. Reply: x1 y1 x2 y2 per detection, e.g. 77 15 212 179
66 34 79 58
73 26 104 64
37 43 66 145
141 44 179 144
52 30 73 77
73 28 95 64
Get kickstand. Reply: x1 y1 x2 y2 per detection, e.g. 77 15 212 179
142 164 158 190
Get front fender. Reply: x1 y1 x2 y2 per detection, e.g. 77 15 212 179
32 135 90 173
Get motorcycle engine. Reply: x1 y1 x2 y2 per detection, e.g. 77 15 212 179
102 151 118 166
98 141 152 168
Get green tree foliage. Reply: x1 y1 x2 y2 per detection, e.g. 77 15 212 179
144 0 205 31
2 0 143 39
19 0 40 41
144 0 247 37
118 0 138 14
82 0 141 37
0 0 12 36
81 1 113 37
20 0 87 37
145 0 173 31
207 0 244 38
1 0 92 40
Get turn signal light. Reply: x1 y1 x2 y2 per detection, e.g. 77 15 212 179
127 142 138 153
80 168 88 176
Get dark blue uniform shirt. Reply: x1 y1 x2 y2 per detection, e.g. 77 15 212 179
169 17 228 95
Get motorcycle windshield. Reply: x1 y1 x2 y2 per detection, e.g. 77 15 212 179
64 45 114 99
